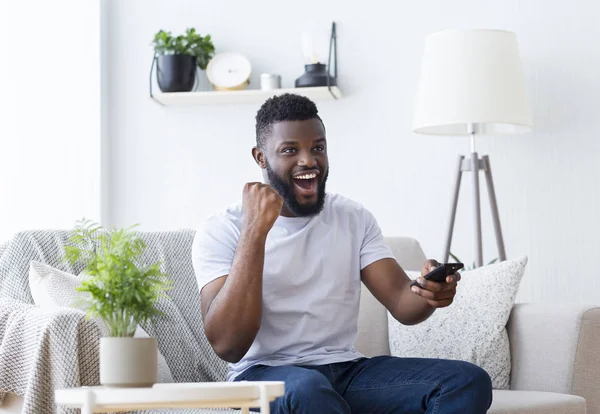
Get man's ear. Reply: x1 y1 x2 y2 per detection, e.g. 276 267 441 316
252 146 267 169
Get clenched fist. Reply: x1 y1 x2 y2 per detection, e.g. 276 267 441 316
242 182 284 234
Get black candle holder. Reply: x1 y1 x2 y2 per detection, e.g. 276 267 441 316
294 22 338 95
295 63 337 88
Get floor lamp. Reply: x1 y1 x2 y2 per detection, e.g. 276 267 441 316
412 29 533 267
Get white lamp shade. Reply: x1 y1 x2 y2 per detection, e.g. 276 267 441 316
412 29 533 136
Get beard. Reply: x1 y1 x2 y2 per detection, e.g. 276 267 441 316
266 161 328 217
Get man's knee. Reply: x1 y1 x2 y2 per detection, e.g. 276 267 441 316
285 369 332 400
282 368 349 413
460 361 492 391
447 360 493 409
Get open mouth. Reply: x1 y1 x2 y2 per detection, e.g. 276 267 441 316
292 172 319 197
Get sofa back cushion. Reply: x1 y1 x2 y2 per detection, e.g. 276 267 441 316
356 237 427 357
133 229 228 382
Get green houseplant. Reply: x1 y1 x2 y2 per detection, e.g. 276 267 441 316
151 27 215 93
64 220 171 387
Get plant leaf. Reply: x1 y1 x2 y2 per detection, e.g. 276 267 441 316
151 27 215 70
64 219 171 337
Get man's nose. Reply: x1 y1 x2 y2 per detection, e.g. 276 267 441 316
297 152 317 167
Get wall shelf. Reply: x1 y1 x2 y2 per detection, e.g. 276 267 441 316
150 86 343 107
149 22 340 108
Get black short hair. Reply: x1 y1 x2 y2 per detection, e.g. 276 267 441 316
255 93 322 149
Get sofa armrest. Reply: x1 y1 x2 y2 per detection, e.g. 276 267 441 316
508 303 600 413
0 298 103 411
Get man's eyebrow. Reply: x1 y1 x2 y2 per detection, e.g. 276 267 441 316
278 137 326 147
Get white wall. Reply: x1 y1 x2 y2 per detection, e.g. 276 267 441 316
0 0 102 244
106 0 600 304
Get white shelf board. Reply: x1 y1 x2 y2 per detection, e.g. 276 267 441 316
151 86 342 107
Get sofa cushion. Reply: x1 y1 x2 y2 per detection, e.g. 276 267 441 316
489 390 586 414
387 256 528 390
356 237 428 357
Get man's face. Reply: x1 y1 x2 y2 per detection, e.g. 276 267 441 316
256 119 329 217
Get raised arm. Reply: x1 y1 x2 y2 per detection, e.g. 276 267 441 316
198 183 283 363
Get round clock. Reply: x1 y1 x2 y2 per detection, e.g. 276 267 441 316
206 52 252 91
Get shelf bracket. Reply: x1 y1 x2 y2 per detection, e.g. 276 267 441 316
326 21 338 100
149 53 164 106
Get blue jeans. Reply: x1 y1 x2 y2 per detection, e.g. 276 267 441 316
234 356 492 413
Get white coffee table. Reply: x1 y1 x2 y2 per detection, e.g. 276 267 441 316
55 381 285 414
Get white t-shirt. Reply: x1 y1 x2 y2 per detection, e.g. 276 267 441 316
192 193 395 381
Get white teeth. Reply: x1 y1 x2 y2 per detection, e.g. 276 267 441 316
295 173 316 180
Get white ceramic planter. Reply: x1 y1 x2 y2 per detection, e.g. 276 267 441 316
99 337 158 387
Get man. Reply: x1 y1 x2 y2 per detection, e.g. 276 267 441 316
192 94 492 413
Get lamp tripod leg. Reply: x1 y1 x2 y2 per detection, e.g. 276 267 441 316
483 155 506 261
472 152 484 268
443 155 464 262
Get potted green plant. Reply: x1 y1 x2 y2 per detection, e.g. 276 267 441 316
151 27 215 93
64 220 171 387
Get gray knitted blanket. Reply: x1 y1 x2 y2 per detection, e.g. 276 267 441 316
0 298 102 414
0 230 238 414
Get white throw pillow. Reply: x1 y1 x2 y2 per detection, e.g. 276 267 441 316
388 256 528 390
29 261 85 309
28 261 174 383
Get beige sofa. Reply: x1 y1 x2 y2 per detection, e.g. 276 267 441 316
357 237 600 414
1 235 599 414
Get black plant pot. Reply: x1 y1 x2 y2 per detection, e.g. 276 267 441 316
295 63 336 88
156 55 196 93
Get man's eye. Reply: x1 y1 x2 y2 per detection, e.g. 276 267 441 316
313 146 325 152
282 148 296 154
